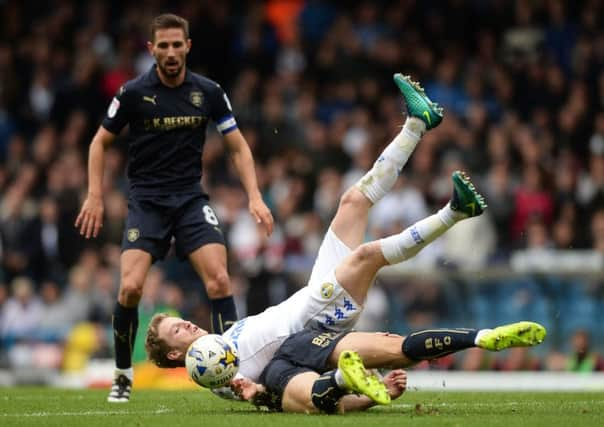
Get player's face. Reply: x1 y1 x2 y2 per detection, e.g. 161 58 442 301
158 316 207 361
148 28 191 79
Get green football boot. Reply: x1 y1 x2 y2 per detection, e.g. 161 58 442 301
477 321 547 352
450 170 487 217
393 73 444 129
338 350 391 405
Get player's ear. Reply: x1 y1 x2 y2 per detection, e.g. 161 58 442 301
146 41 154 55
186 38 191 53
167 349 183 361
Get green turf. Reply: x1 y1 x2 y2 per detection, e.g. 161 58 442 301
1 388 602 427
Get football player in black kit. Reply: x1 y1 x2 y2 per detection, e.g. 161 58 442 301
75 13 273 402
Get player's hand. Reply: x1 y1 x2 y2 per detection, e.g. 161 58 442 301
249 197 273 236
230 377 265 401
75 194 104 239
383 369 407 400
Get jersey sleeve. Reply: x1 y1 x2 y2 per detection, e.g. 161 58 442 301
209 84 238 136
101 85 132 135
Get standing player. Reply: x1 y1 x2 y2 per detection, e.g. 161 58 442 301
74 14 273 402
145 73 496 382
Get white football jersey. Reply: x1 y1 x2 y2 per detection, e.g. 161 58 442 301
223 288 310 381
222 228 363 382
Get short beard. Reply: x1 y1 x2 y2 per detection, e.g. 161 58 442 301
158 61 183 78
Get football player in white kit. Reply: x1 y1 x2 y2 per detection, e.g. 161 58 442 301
145 74 484 383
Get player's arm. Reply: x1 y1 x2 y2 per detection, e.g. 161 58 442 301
229 376 276 406
75 126 116 239
223 129 274 236
76 84 130 239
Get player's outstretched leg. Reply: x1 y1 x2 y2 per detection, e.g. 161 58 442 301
333 74 444 251
399 322 546 363
334 170 487 304
380 170 486 265
476 321 547 351
355 74 443 206
338 350 391 405
327 323 547 372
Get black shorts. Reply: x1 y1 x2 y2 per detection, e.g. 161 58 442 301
122 193 225 261
258 326 348 411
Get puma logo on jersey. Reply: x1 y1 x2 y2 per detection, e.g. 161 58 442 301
143 95 157 105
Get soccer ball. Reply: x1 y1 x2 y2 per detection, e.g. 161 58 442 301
185 334 239 389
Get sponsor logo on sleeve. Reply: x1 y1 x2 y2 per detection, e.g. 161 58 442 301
107 97 120 118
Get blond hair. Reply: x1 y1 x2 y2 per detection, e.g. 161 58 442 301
145 313 185 368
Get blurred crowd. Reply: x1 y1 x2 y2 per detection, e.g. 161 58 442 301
1 0 604 377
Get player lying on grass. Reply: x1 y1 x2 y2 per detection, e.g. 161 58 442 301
145 74 485 384
230 321 546 413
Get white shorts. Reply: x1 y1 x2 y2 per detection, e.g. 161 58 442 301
224 228 363 381
281 227 363 332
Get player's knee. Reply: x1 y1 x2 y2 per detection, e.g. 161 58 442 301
351 243 375 263
339 187 367 210
204 271 231 298
118 276 144 305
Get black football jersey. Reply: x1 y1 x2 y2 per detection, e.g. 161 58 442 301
102 65 237 196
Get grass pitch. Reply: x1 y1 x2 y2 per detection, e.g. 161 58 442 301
1 388 602 427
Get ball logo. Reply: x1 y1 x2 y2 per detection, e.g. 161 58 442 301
320 283 334 299
190 91 204 107
127 228 140 242
220 348 238 367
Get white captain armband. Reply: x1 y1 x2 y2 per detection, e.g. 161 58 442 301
216 115 238 135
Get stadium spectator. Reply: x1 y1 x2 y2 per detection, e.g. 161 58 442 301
0 277 43 343
38 280 71 340
566 329 604 372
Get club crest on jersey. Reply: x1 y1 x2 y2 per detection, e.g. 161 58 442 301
190 91 204 107
127 228 140 242
320 283 334 299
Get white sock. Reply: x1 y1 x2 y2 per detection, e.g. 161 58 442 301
334 369 347 389
356 117 426 204
114 367 133 381
474 329 493 345
380 204 463 264
437 202 467 226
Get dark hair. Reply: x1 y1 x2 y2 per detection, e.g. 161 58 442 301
145 312 185 368
150 14 189 42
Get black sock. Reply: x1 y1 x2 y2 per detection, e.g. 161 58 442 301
311 370 347 414
209 296 238 334
113 302 139 369
402 328 478 361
